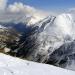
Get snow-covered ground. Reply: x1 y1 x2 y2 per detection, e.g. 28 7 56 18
0 53 75 75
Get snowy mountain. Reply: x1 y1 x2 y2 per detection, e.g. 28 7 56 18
32 13 75 70
8 13 75 71
25 13 75 62
1 0 75 74
0 53 75 75
0 13 75 71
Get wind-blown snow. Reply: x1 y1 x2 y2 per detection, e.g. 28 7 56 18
27 13 75 63
54 13 74 37
0 53 75 75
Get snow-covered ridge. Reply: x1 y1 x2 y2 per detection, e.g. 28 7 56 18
37 13 75 37
36 13 75 38
25 13 75 64
0 53 75 75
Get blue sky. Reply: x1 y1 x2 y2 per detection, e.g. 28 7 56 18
8 0 75 11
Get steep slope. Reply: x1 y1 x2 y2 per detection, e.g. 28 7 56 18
25 13 75 62
11 13 75 71
7 13 75 61
0 53 75 75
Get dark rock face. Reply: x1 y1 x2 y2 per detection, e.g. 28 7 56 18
14 26 39 58
0 28 20 49
47 41 75 70
0 23 35 54
0 22 39 58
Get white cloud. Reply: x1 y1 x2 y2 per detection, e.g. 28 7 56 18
8 2 36 14
0 1 50 25
0 2 49 24
0 0 7 10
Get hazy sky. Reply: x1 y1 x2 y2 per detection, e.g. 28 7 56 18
7 0 75 11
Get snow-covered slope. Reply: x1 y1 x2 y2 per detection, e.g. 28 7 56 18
0 53 75 75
